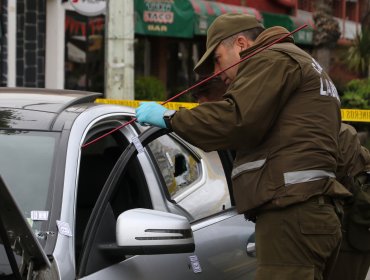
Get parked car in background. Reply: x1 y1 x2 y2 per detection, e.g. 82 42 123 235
0 88 256 279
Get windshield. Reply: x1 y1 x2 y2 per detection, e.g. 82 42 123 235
0 130 58 277
0 130 58 233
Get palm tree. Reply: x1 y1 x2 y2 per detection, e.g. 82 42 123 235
312 0 341 72
346 10 370 78
347 28 370 78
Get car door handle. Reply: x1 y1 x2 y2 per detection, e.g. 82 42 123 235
246 242 256 257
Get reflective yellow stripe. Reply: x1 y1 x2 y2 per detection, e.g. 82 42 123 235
96 99 370 123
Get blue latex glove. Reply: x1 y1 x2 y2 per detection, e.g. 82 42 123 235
135 101 168 128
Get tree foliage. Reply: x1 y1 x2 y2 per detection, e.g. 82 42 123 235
312 1 341 48
341 79 370 109
347 29 370 78
134 76 166 101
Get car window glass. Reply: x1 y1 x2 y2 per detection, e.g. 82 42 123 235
148 135 232 221
0 131 57 235
148 135 201 199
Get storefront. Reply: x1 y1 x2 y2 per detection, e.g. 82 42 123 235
62 1 321 98
135 0 261 38
133 0 261 99
64 0 261 99
64 11 105 92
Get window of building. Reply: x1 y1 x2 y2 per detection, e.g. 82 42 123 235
64 10 105 93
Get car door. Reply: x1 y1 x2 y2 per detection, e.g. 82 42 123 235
77 126 256 280
145 130 257 279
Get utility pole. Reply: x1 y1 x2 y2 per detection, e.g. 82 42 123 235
7 0 16 87
105 0 135 99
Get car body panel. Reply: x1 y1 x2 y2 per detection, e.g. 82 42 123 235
82 213 255 280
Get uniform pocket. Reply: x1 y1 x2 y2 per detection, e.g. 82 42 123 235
299 204 339 235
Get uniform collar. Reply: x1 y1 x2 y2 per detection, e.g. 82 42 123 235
240 26 295 58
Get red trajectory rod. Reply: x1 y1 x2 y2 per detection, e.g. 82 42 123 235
82 24 308 148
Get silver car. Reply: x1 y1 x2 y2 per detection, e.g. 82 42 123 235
0 88 256 279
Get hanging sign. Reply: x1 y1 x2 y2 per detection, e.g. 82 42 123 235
135 0 194 38
70 0 106 16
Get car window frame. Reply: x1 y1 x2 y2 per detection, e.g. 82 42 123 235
146 132 234 221
77 126 168 277
76 125 237 277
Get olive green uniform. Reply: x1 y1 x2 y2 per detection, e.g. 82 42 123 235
328 123 370 280
170 26 351 280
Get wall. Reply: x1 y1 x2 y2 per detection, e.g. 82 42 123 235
1 0 8 86
16 0 46 87
216 0 292 14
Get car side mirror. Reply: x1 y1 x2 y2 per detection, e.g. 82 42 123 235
116 208 195 255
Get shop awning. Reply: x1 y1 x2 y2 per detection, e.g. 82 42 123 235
262 12 314 45
134 0 262 38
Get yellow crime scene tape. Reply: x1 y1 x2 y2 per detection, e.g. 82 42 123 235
96 99 198 110
96 99 370 123
341 109 370 123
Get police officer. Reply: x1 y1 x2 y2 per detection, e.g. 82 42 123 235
328 123 370 280
191 76 226 104
136 13 351 280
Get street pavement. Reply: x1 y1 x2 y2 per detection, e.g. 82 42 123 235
367 268 370 280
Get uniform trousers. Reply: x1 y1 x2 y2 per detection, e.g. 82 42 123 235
328 243 370 280
328 205 370 280
255 196 342 280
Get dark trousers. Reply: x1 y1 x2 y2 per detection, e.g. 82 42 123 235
328 247 370 280
255 196 342 280
328 207 370 280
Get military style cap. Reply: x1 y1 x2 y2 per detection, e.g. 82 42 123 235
194 13 263 75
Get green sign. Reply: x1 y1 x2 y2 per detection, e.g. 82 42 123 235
135 0 313 43
191 0 261 36
134 0 262 38
262 12 313 45
135 0 195 38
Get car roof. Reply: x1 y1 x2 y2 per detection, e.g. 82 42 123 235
0 88 102 130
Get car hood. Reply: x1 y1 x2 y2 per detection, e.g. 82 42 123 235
0 175 50 272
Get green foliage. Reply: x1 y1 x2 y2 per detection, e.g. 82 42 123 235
312 3 340 48
347 29 370 77
341 79 370 144
135 76 166 101
341 79 370 109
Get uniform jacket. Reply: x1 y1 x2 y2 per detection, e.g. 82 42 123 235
337 123 370 190
171 27 351 215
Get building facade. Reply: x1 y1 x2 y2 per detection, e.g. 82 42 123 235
1 0 47 87
0 0 368 98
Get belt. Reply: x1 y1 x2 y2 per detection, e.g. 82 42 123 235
307 195 344 222
307 195 334 205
